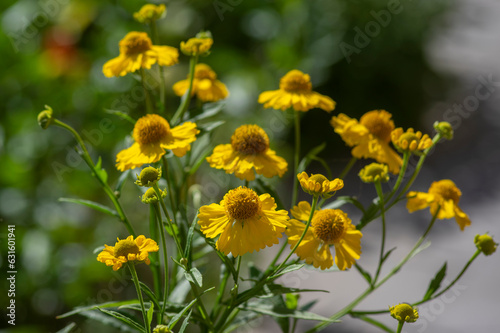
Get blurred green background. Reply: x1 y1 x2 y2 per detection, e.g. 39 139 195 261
4 0 498 332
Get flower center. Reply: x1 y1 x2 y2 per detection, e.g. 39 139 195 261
195 64 217 80
311 209 346 244
308 174 328 185
114 239 140 258
120 32 152 55
231 125 270 155
133 114 170 145
224 186 261 220
360 110 394 143
429 179 461 204
279 70 312 92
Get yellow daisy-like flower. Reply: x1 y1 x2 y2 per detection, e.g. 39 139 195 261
206 124 288 181
285 201 362 270
406 179 471 231
391 128 432 153
133 4 166 24
297 172 344 198
103 31 178 78
116 114 199 171
258 69 336 112
180 37 213 56
173 63 229 102
97 235 159 271
389 303 419 323
197 186 289 257
331 110 402 174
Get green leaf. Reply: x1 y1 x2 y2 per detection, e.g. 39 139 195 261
59 198 119 217
241 303 338 322
168 279 191 304
298 142 327 172
147 303 154 328
97 308 146 332
409 241 431 260
423 262 447 301
263 284 329 297
164 222 180 238
184 267 203 287
94 156 108 184
115 169 131 194
381 247 397 264
104 108 136 124
139 282 161 316
55 322 77 333
198 120 225 133
184 214 198 262
322 196 365 213
178 309 192 333
57 300 140 319
270 264 305 279
78 310 138 332
190 101 225 121
285 294 300 310
354 264 372 284
357 201 380 229
169 287 215 329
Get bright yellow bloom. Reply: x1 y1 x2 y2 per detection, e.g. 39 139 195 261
389 303 419 323
180 37 213 56
297 172 344 198
359 163 389 183
133 4 166 24
116 114 199 171
97 235 159 271
331 110 402 174
258 70 335 112
197 186 289 257
103 32 178 78
285 201 362 270
173 63 229 102
391 128 432 153
206 124 287 181
407 179 471 231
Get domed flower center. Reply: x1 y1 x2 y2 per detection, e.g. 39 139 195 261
231 125 270 155
311 209 346 244
308 174 328 185
279 70 312 92
120 32 153 55
133 114 170 145
114 239 140 258
195 64 217 80
429 180 461 204
224 186 262 220
360 111 394 143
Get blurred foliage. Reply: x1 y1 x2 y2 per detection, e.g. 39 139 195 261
0 0 452 331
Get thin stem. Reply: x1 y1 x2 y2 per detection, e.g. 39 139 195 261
339 156 357 180
267 241 288 273
373 181 387 285
161 156 178 225
385 151 410 203
171 55 198 125
291 111 301 206
140 68 153 114
396 321 404 333
153 184 183 257
212 268 230 321
128 263 151 333
153 203 169 323
275 195 319 274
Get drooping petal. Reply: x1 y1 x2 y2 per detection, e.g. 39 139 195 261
116 142 165 171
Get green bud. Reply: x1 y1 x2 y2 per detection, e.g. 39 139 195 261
153 325 172 333
135 166 162 187
433 121 454 140
474 233 497 256
37 105 54 129
141 187 167 204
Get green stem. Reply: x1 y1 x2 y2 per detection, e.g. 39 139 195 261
171 55 198 125
291 110 301 206
148 205 161 324
52 119 136 236
128 263 151 333
266 241 288 273
140 68 153 114
161 156 178 226
396 321 404 333
339 156 357 179
385 151 410 203
212 267 230 321
275 195 319 274
306 207 440 333
153 184 183 257
373 181 386 285
153 203 169 323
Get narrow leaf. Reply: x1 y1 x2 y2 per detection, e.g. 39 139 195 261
104 108 136 124
139 282 161 316
56 322 77 333
184 267 203 287
97 308 146 332
168 287 215 329
147 303 154 328
298 142 327 172
94 156 108 184
178 309 192 333
354 264 372 284
423 262 447 301
57 300 140 319
59 197 118 217
184 214 198 261
323 196 365 213
270 264 305 279
115 169 131 194
241 304 338 322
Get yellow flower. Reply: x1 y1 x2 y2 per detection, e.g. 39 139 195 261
173 63 229 102
180 37 213 56
197 186 289 257
331 110 402 174
285 201 362 270
359 163 389 183
258 70 336 112
116 114 199 171
103 32 178 78
297 172 344 198
406 179 471 231
133 4 166 24
97 235 159 271
206 124 288 181
389 303 419 323
391 128 432 153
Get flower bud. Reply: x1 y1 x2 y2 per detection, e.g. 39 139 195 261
153 325 172 333
141 187 167 204
180 33 213 57
389 303 419 323
359 163 389 183
134 4 166 24
433 121 454 140
135 166 162 187
37 105 54 129
474 233 497 256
